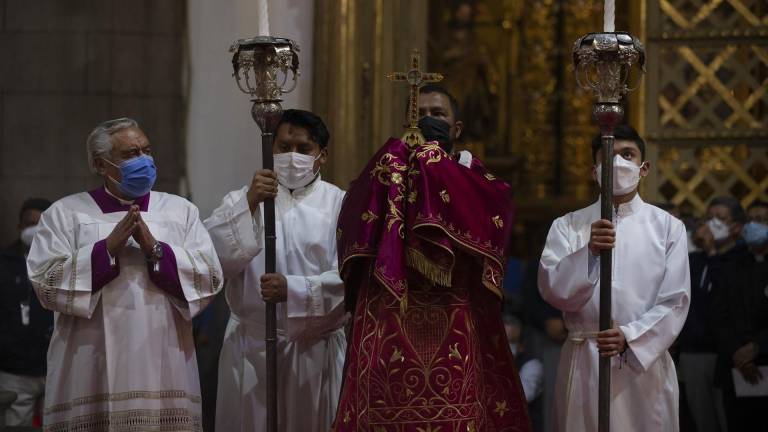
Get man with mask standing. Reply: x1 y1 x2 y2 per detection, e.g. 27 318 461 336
712 207 768 431
26 118 222 431
539 125 691 431
205 109 346 432
333 85 530 431
0 198 52 426
678 196 748 432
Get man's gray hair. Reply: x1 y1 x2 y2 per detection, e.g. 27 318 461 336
86 117 139 173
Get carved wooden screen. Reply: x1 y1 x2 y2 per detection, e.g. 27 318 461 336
645 0 768 214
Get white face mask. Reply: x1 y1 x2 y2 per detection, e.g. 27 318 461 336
20 225 38 247
274 152 320 190
707 217 730 242
596 155 644 195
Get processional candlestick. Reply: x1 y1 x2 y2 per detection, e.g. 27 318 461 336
572 2 645 429
387 49 444 146
229 36 300 432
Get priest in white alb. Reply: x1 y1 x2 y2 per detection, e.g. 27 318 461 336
538 125 690 432
26 118 223 431
204 109 346 432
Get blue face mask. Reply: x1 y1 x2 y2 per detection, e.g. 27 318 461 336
104 155 157 198
742 221 768 247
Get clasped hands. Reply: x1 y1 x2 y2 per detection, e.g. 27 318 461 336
106 205 157 259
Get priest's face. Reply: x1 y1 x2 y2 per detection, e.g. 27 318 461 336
94 127 153 183
273 123 328 172
591 139 650 183
418 92 463 145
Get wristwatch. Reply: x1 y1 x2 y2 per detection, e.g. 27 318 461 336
146 241 163 263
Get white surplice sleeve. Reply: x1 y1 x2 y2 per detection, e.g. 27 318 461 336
538 216 599 312
620 219 691 371
203 186 263 278
164 201 224 320
284 188 346 339
285 268 345 337
27 203 103 319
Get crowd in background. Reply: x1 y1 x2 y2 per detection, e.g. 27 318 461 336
2 194 767 431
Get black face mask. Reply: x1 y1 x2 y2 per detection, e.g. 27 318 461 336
418 116 453 153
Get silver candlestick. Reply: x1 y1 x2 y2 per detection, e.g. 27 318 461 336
229 35 300 432
572 31 644 432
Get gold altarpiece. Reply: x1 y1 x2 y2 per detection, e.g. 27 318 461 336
313 0 767 258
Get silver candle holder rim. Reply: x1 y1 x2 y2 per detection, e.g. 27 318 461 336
229 36 301 101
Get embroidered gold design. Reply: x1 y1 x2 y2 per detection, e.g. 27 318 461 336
492 215 503 229
494 400 509 417
484 173 496 181
386 199 405 239
45 390 202 414
336 228 343 240
415 142 444 165
370 153 407 185
439 190 450 203
408 191 418 203
416 425 442 432
44 407 201 432
391 172 403 184
343 410 351 424
362 210 379 223
448 343 462 361
390 346 404 363
467 420 477 432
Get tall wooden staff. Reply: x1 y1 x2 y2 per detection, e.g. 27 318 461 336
230 37 300 432
572 3 645 430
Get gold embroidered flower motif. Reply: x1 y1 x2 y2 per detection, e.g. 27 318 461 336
439 190 450 203
390 346 404 363
408 191 418 203
494 400 509 417
361 210 379 223
415 142 444 165
448 343 462 361
492 215 503 229
391 172 403 184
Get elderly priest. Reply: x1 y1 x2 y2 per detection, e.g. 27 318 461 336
26 118 223 432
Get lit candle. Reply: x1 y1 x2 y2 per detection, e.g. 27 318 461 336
604 0 615 32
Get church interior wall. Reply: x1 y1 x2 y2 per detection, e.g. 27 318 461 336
0 0 186 245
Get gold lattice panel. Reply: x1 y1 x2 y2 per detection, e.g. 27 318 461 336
658 145 768 214
646 0 767 210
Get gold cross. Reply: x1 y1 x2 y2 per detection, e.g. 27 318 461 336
387 49 443 146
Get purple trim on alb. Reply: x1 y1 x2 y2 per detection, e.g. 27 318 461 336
147 242 185 301
88 188 149 214
91 239 119 292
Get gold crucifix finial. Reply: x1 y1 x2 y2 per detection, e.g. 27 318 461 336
387 49 443 147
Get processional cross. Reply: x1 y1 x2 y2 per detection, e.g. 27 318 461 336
387 49 444 146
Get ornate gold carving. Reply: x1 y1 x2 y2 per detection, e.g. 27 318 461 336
648 0 767 206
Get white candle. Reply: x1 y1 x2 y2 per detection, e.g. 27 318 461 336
258 0 270 36
604 0 615 32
